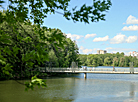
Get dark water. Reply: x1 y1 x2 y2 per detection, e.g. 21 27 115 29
1 67 138 102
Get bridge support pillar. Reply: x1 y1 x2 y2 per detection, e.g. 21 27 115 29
84 73 87 78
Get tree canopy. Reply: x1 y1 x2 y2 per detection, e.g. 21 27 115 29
79 53 138 67
0 0 112 24
0 0 112 90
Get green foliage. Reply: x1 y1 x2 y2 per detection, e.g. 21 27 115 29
113 57 119 66
25 76 47 91
119 57 125 67
0 0 112 89
48 37 80 68
0 0 111 24
86 54 99 67
0 11 81 81
0 17 74 78
79 53 138 67
79 54 87 66
104 57 111 66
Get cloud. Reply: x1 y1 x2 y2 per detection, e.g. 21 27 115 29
122 25 138 31
110 33 137 44
66 33 83 40
110 33 126 44
124 15 138 24
105 47 136 55
106 47 133 51
126 36 137 43
79 46 100 54
84 34 96 39
79 46 93 54
93 36 109 42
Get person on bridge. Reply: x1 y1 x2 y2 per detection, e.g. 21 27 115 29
113 66 115 71
93 67 95 71
83 66 87 71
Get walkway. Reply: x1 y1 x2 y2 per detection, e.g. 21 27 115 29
39 67 138 76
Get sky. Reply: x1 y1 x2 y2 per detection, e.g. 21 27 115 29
42 0 138 55
2 0 138 55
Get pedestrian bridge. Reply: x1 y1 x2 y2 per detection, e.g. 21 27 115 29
39 67 138 78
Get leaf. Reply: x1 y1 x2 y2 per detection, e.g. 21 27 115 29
0 0 4 4
25 76 47 91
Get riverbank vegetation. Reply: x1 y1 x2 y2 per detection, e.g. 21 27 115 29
79 53 138 67
0 15 80 80
0 0 112 90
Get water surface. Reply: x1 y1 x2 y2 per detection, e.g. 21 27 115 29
1 67 138 102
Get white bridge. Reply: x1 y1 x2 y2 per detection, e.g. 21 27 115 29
39 67 138 78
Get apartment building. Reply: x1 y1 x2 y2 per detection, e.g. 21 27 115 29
97 50 107 54
130 51 138 58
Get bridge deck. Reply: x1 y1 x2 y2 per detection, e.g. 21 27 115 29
44 71 138 74
40 67 138 74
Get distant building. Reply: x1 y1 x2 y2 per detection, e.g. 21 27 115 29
97 50 107 54
129 51 138 58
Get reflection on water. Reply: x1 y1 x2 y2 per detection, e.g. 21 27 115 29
1 73 138 102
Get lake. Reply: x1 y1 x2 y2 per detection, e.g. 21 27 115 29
1 66 138 102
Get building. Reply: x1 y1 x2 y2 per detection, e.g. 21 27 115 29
97 50 107 54
130 51 138 58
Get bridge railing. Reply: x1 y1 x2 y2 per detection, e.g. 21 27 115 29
39 67 138 72
39 67 80 72
86 68 138 72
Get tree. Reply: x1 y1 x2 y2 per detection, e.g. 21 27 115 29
113 57 119 66
0 20 67 90
119 57 125 67
132 57 138 67
49 36 80 68
124 56 130 67
79 52 138 67
121 52 125 56
79 54 88 66
86 54 98 67
92 57 98 67
0 0 112 24
87 55 92 66
104 57 111 66
48 50 59 67
0 0 112 90
97 57 103 66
